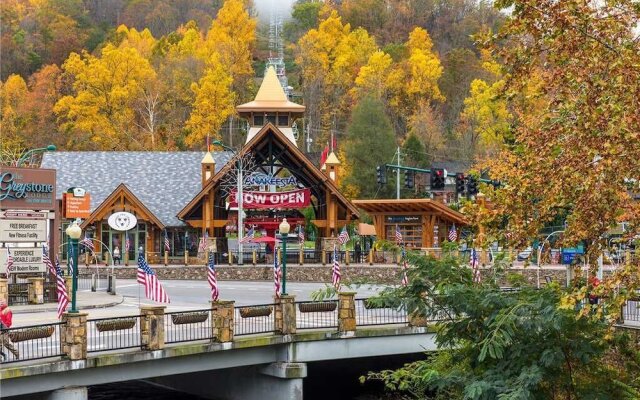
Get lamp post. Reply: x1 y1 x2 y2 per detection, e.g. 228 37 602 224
16 144 56 166
279 218 290 295
537 230 564 288
212 140 244 265
65 221 82 313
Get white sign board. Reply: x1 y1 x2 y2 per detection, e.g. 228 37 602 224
0 248 46 274
0 219 47 242
108 212 137 231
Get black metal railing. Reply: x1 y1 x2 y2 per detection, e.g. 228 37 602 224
0 322 65 364
8 283 29 306
164 309 213 344
235 303 275 336
296 300 338 330
87 315 141 353
355 298 409 327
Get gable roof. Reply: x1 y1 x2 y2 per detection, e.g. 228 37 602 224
179 123 360 219
352 199 468 225
41 151 233 227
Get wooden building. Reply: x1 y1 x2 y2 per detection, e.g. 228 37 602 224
352 199 468 249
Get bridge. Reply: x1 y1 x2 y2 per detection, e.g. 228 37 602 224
0 294 439 400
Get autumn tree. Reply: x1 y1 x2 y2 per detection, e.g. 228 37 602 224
0 74 28 149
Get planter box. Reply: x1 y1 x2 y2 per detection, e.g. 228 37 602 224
299 302 337 313
363 300 387 309
96 318 137 332
171 312 209 325
8 326 55 342
239 306 273 318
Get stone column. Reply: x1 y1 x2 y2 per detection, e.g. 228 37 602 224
274 295 296 335
211 300 235 342
61 312 88 360
0 278 8 305
408 312 428 327
27 277 45 304
64 276 73 297
338 292 356 333
140 306 166 350
47 387 88 400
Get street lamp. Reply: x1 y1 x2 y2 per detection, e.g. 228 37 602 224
212 140 245 265
16 144 56 166
65 221 82 313
279 218 290 295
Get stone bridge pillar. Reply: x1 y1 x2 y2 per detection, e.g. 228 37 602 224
0 278 7 305
140 306 166 350
274 295 296 335
61 312 88 360
211 300 235 342
338 292 356 333
28 277 45 304
47 387 88 400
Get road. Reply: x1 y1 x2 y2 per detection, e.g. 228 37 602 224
13 280 385 326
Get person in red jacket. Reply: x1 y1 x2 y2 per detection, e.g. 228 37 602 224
0 300 19 360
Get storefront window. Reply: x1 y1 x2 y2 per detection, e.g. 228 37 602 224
385 215 422 248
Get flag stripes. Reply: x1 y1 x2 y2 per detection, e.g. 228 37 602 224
448 224 458 242
338 226 350 245
395 225 403 244
42 247 69 318
274 246 281 297
207 251 219 301
332 245 341 290
470 248 481 283
137 254 170 303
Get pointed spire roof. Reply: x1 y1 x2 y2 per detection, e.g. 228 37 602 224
325 152 340 165
236 67 305 113
201 151 215 164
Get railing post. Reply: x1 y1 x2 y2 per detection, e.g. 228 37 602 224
274 295 296 335
61 312 88 360
321 250 326 266
27 277 45 304
164 251 168 266
299 248 303 265
184 250 189 266
0 278 7 305
140 306 166 350
338 292 356 333
211 300 235 342
345 250 350 265
252 250 257 265
228 250 233 265
369 249 374 265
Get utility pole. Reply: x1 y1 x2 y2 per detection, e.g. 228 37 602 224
396 146 401 199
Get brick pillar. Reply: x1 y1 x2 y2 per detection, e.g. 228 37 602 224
140 306 166 350
64 276 73 297
408 312 428 327
211 300 235 342
274 295 296 335
27 277 45 304
61 312 88 360
0 279 8 305
338 292 356 333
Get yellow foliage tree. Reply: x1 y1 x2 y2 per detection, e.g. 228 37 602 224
116 25 157 60
352 50 394 100
185 56 235 146
0 74 28 158
54 44 156 150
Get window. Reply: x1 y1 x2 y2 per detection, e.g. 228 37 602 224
278 115 289 126
254 115 264 126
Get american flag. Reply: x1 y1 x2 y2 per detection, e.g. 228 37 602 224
67 245 75 276
273 245 281 297
207 251 219 301
81 234 95 253
298 226 305 243
401 247 409 286
239 225 255 243
448 224 458 242
164 231 171 252
470 248 481 283
42 248 69 318
395 225 403 244
199 231 208 252
338 226 350 245
125 235 131 252
6 248 14 274
332 245 341 289
137 254 170 303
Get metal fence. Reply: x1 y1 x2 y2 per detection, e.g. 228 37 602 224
235 304 275 336
0 322 65 364
43 282 58 303
87 315 141 353
296 300 339 330
623 299 640 322
165 309 213 344
355 298 409 327
8 283 29 306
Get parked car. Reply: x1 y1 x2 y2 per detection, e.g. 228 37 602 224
517 247 533 261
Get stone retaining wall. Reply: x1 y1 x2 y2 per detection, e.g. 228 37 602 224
79 264 610 286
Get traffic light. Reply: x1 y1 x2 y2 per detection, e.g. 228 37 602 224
455 173 466 195
376 165 387 185
467 176 478 196
430 168 445 190
404 171 414 189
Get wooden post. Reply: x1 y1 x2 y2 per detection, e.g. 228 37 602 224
184 250 189 266
84 252 89 266
252 250 257 265
345 250 350 265
299 248 304 266
369 249 374 265
228 250 233 265
321 250 326 266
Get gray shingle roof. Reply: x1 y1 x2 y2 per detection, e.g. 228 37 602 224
41 151 233 227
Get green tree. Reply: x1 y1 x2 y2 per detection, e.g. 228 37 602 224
341 96 396 199
402 132 428 168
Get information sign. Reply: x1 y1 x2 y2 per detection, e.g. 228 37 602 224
0 247 46 274
0 219 47 242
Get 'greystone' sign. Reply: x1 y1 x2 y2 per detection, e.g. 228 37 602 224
0 219 47 242
0 248 45 274
0 167 56 210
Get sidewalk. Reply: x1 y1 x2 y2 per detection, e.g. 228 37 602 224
12 291 124 314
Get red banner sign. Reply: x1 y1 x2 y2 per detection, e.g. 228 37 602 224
229 189 311 209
